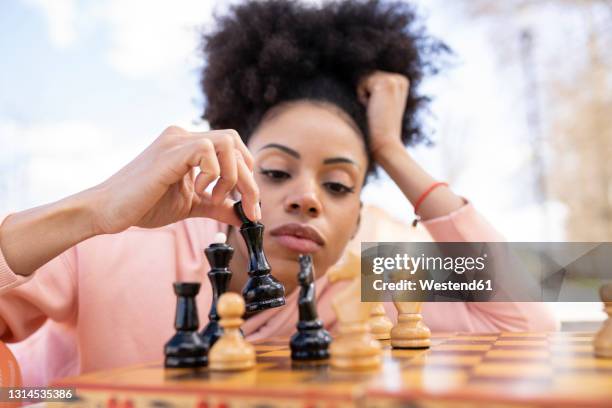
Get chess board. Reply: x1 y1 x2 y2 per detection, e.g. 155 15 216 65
53 332 612 407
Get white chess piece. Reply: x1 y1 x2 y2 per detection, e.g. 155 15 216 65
209 293 256 370
391 301 431 349
594 283 612 358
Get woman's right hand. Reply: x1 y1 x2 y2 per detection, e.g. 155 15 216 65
90 126 260 234
0 126 259 277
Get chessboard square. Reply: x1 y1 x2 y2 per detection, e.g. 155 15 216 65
254 370 318 384
254 345 289 352
428 350 490 357
548 331 593 338
411 354 483 367
552 356 612 369
472 363 553 378
437 344 491 352
550 344 592 353
499 332 548 337
443 340 497 346
445 336 498 342
399 368 470 390
467 377 553 395
549 335 593 343
389 349 427 359
455 332 500 337
259 350 291 358
554 374 612 397
485 349 550 359
494 340 548 347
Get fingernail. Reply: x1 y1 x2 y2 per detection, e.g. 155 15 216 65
255 204 262 220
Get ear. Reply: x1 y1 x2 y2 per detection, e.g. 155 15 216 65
350 201 363 240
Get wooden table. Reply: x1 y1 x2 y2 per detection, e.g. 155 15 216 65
53 332 612 407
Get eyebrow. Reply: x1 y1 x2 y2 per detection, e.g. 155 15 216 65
258 142 360 168
323 157 359 168
257 143 300 158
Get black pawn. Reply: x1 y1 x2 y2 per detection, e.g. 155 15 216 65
234 201 286 314
164 282 207 368
200 235 234 349
290 254 332 361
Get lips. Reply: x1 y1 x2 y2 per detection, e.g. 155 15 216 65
269 223 325 253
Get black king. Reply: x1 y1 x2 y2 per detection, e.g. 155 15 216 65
234 201 286 314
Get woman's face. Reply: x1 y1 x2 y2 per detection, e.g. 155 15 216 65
246 101 368 287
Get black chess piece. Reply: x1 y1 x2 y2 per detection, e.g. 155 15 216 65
164 282 207 368
290 254 332 361
234 201 286 314
200 234 234 349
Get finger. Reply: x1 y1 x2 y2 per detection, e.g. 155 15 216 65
398 75 410 93
365 71 382 88
186 167 196 184
211 137 238 204
194 170 218 196
191 140 220 194
189 193 242 226
188 130 251 171
227 130 255 171
358 72 385 105
235 154 261 221
357 74 374 105
357 83 369 106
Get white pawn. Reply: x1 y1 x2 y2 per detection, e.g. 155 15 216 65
209 293 256 370
391 301 431 349
369 302 392 340
594 283 612 358
330 278 382 370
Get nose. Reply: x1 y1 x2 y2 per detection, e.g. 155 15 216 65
284 187 322 218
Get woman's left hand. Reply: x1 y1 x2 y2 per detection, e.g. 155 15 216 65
357 71 409 160
357 71 466 220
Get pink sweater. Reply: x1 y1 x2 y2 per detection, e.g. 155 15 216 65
0 203 559 386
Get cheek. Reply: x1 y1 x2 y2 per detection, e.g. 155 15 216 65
316 203 360 274
323 196 361 249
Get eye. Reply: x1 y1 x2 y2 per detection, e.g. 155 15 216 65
259 168 291 181
323 182 355 196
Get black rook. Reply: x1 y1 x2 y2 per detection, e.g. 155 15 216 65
164 282 207 368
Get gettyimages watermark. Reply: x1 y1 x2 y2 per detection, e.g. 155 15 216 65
360 242 612 302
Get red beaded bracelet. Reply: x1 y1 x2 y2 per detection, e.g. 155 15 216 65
412 182 449 227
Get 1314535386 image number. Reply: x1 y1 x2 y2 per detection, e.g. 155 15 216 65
4 388 75 402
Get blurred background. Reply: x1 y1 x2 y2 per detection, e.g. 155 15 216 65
0 0 610 326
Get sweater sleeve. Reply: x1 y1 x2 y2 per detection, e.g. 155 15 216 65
0 215 32 292
0 214 78 342
417 201 559 332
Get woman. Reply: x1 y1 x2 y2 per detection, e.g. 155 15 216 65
0 0 557 386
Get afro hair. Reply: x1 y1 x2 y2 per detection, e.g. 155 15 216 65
200 0 449 176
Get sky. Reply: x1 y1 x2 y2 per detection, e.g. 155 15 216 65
0 0 603 321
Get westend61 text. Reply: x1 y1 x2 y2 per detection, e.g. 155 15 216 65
372 279 493 292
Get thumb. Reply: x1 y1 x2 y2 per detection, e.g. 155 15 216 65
188 193 242 226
